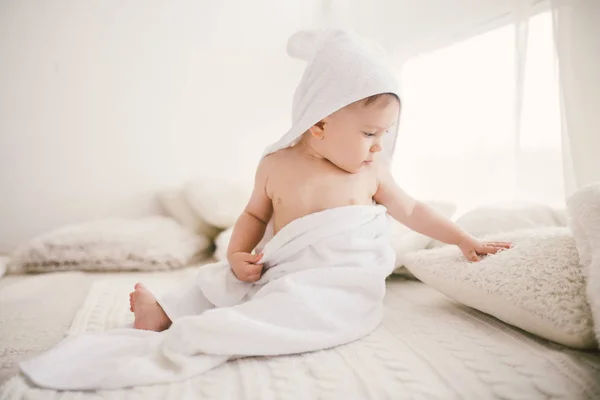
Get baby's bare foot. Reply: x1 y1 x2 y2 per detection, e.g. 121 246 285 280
129 291 135 312
131 283 171 331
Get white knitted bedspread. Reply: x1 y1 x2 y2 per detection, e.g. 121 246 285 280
2 274 599 399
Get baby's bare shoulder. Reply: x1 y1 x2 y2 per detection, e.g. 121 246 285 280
261 148 293 169
256 149 295 183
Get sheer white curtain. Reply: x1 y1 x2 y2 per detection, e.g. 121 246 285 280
391 8 564 212
379 0 599 212
551 0 600 194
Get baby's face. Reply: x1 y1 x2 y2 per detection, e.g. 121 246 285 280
318 97 399 173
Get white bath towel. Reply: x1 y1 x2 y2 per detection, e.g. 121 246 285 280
20 205 395 390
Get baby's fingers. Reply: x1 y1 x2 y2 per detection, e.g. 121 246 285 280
240 263 263 282
482 243 511 254
466 250 480 262
245 262 264 275
238 252 259 263
486 241 512 249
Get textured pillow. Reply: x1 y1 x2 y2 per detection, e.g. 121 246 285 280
391 201 456 277
429 202 567 248
185 177 253 229
567 182 600 343
8 217 210 273
403 228 596 349
157 187 220 239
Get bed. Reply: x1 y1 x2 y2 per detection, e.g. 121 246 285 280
1 265 599 400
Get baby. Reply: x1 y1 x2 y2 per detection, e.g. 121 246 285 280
130 41 509 332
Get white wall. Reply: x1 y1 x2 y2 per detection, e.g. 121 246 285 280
0 1 319 252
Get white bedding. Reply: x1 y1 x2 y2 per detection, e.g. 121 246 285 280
1 269 599 399
0 271 91 384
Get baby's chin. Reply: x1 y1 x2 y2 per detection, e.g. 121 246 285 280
335 162 373 174
325 156 374 174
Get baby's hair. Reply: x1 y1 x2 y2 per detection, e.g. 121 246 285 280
309 93 400 131
362 93 399 108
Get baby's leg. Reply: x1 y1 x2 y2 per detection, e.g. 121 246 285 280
129 277 215 332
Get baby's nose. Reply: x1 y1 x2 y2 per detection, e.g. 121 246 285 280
370 143 382 153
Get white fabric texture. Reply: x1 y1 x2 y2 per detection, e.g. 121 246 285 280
567 182 600 343
403 227 596 349
20 205 395 390
7 217 209 273
429 202 567 248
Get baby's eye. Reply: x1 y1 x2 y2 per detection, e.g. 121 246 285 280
362 132 376 138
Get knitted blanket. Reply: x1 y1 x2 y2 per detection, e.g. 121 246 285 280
3 274 599 399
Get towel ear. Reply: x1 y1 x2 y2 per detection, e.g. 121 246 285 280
286 30 323 62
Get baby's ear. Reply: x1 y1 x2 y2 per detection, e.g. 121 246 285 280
309 120 326 140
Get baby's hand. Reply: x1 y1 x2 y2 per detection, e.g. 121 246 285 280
458 237 512 262
229 252 264 283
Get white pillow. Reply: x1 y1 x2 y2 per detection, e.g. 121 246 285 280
185 177 253 229
391 201 456 276
403 228 596 349
8 217 210 273
567 182 600 343
157 187 220 239
429 202 567 248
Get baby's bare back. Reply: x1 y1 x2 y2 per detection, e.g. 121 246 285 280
265 149 378 234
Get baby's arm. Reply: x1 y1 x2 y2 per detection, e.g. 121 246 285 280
227 157 274 281
373 165 469 245
373 165 510 261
